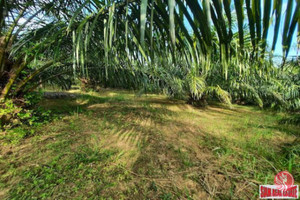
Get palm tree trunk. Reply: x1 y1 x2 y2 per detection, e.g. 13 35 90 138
0 0 5 35
0 61 27 99
14 60 55 94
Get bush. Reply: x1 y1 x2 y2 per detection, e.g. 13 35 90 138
0 91 53 130
0 99 23 128
24 91 43 107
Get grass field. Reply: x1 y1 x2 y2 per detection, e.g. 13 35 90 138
0 89 299 199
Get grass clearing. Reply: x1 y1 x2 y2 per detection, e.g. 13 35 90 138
0 89 299 199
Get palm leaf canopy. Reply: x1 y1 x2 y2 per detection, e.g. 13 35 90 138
0 0 299 110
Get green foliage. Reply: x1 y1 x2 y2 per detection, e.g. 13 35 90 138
0 0 299 114
0 91 55 142
205 85 232 107
3 127 32 144
0 100 22 128
280 114 300 126
24 91 43 107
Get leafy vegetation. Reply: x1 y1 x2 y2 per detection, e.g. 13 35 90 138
0 91 54 130
0 0 299 110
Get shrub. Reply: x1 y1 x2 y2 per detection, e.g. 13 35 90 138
0 91 53 130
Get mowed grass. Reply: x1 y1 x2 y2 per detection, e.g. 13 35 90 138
0 89 299 199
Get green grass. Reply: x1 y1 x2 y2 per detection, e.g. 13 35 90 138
0 89 299 199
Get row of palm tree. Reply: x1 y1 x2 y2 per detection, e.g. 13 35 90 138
0 0 299 110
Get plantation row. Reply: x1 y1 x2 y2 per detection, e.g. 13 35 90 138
0 0 299 128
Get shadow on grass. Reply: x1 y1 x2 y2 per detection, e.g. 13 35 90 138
2 91 298 199
2 93 185 199
39 93 128 115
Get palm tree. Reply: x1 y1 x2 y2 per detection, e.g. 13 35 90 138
0 0 298 111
